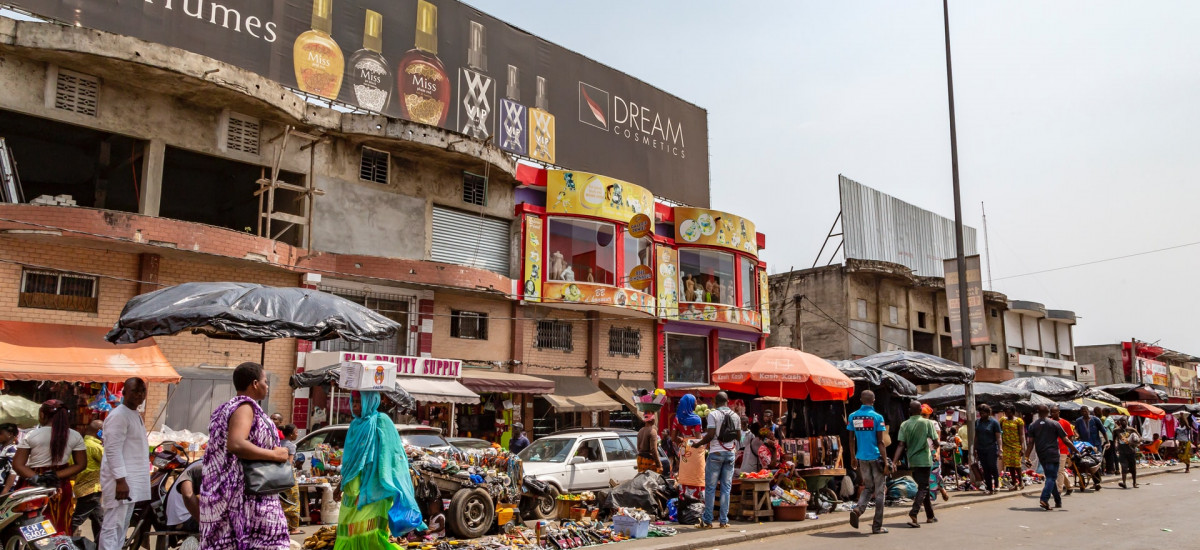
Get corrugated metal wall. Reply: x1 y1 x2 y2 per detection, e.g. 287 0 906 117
839 175 977 277
431 206 512 276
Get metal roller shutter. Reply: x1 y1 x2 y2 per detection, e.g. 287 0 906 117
431 206 511 276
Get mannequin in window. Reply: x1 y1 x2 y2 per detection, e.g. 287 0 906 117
561 264 575 281
683 276 698 303
549 251 566 280
585 268 594 283
705 276 720 303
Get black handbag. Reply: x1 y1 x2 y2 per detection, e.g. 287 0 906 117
241 459 295 495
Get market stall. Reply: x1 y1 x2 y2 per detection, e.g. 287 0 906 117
534 376 622 437
457 368 554 442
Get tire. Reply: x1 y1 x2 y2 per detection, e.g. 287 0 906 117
2 527 23 550
527 484 559 520
447 488 494 539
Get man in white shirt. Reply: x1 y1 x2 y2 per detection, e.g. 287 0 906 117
691 392 740 529
99 378 150 550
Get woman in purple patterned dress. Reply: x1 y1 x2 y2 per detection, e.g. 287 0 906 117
200 362 291 550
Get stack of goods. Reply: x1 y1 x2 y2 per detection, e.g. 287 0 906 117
610 508 651 539
555 492 597 520
771 487 810 507
301 526 336 549
632 388 667 413
407 444 525 506
738 470 772 480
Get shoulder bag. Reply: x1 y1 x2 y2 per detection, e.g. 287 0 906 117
241 458 295 495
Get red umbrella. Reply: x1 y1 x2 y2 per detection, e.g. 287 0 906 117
1124 401 1166 419
711 347 854 406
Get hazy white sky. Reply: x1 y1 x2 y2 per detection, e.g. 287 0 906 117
473 0 1200 352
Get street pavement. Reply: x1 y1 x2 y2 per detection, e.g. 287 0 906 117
715 468 1199 550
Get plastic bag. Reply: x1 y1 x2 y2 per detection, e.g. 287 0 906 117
666 498 678 522
887 477 917 500
602 471 667 518
676 498 705 525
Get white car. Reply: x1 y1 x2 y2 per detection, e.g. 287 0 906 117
518 428 641 519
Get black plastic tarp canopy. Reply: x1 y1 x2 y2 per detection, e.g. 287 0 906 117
917 382 1030 409
854 351 975 385
1001 376 1088 401
832 360 920 398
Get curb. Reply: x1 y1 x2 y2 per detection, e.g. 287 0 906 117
620 465 1185 550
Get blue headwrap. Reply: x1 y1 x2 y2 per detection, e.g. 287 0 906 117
341 391 427 535
676 394 701 427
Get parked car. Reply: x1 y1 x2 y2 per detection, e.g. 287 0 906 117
447 437 494 452
296 423 454 454
518 428 646 519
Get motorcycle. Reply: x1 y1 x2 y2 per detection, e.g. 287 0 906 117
0 486 79 550
122 442 192 550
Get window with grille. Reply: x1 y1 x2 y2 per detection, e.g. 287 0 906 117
18 269 98 313
53 69 99 116
315 288 412 355
360 147 389 184
225 112 261 155
450 310 488 340
608 326 641 357
535 320 573 352
462 172 487 206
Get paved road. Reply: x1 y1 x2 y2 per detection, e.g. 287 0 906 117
716 469 1200 550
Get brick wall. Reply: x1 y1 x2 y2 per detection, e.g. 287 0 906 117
520 307 588 378
595 318 655 382
431 293 512 362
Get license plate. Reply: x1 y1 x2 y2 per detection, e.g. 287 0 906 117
19 520 55 542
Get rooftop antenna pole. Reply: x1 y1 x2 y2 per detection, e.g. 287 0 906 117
982 202 993 291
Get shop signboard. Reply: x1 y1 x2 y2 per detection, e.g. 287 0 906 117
10 0 711 206
627 264 653 291
655 244 679 320
1076 363 1096 384
1137 357 1170 386
521 215 543 302
677 303 761 329
758 269 771 334
308 350 461 378
545 170 655 226
540 281 655 316
943 254 987 348
673 207 757 256
1170 365 1196 392
627 214 653 239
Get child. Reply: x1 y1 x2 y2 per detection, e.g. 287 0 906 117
281 424 302 535
424 499 446 541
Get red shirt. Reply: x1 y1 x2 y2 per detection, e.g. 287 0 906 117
1056 419 1076 454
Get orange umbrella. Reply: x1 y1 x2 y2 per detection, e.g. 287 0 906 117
712 347 854 404
1124 401 1166 419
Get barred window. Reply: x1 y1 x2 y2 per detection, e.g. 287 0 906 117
462 172 487 206
608 326 641 357
360 147 390 184
535 320 573 352
19 269 98 313
451 310 488 340
315 288 412 355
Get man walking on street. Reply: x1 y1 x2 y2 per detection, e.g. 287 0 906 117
692 392 739 529
973 404 1002 494
1027 404 1076 510
71 420 105 542
847 390 890 534
1049 405 1076 495
1100 408 1118 475
99 378 151 550
1113 416 1141 488
894 401 937 527
1072 406 1107 490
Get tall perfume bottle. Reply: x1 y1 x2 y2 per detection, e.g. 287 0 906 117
498 65 526 155
528 76 555 164
399 0 450 126
457 21 494 139
348 10 391 112
293 0 344 100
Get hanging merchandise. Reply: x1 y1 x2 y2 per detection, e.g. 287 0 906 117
89 385 113 413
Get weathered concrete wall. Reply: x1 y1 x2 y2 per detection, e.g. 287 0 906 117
311 174 427 260
767 266 849 360
1075 344 1124 386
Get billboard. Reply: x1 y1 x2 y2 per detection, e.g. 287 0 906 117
943 255 987 348
10 0 710 206
545 170 654 227
1136 357 1169 386
839 175 977 277
674 207 758 257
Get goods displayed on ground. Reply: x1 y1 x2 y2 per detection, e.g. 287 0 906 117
407 443 525 539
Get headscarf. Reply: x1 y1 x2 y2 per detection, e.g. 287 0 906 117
675 394 701 427
341 391 427 535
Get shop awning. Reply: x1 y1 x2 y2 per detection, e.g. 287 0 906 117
396 376 480 405
541 376 622 413
0 321 180 384
600 378 655 413
459 369 555 394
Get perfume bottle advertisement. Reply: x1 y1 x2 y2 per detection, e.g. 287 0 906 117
35 0 713 205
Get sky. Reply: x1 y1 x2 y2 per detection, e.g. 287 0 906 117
469 0 1200 352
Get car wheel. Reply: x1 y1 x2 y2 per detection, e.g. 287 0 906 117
447 488 494 539
526 484 559 520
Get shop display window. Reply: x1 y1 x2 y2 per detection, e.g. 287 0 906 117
740 257 756 309
666 333 708 385
678 248 735 305
622 232 652 290
547 218 616 285
718 339 755 368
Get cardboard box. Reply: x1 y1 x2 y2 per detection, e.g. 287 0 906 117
337 361 396 391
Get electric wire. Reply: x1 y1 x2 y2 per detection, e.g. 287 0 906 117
991 239 1200 282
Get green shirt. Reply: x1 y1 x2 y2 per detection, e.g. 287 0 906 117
898 415 937 468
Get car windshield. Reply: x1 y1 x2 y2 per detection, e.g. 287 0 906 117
453 440 493 450
519 438 577 463
402 433 451 448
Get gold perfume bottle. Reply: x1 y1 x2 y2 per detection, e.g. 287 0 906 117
293 0 344 100
399 0 449 126
528 76 555 164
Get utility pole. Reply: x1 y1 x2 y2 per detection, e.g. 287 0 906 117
942 0 976 455
982 202 993 291
1131 338 1139 384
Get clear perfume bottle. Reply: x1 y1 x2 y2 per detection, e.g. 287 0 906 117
348 10 391 112
457 21 494 140
399 0 450 126
293 0 344 100
528 76 555 164
498 64 527 156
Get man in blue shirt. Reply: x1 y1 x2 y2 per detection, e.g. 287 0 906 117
846 390 890 534
1072 407 1106 490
